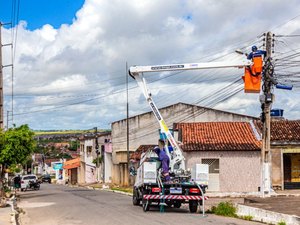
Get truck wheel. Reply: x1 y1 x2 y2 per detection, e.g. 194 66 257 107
174 202 181 208
132 189 140 206
189 201 198 213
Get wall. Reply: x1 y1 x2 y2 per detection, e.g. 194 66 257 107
104 152 112 183
185 151 261 192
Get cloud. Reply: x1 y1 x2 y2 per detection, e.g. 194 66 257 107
2 0 300 129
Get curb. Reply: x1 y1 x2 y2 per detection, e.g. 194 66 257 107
237 204 300 225
7 198 17 225
86 186 133 196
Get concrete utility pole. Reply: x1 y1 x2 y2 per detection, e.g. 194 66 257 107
126 62 130 186
0 22 13 130
0 23 4 129
260 31 274 197
94 127 100 182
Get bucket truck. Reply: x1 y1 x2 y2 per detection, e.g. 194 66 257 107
129 58 261 213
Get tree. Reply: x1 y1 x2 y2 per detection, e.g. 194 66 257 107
0 125 36 177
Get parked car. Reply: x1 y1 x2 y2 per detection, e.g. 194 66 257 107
21 174 37 191
40 174 51 183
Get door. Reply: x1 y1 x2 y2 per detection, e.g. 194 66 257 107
201 158 220 192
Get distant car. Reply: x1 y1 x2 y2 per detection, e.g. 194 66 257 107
41 174 51 183
21 174 37 191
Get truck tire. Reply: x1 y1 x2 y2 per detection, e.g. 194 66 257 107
132 189 140 206
189 201 198 213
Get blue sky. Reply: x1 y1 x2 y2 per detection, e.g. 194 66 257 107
0 0 84 30
1 0 300 130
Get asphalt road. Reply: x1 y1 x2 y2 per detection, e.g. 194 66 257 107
18 184 263 225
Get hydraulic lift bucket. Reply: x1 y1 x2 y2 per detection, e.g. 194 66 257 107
242 67 261 93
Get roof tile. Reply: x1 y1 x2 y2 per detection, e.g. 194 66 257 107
177 122 261 151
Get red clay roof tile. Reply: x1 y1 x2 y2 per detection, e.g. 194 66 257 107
254 120 300 142
177 122 261 151
130 145 156 161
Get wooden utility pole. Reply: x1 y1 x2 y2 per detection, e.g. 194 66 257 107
261 31 274 197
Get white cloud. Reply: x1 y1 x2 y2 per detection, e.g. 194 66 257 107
2 0 300 129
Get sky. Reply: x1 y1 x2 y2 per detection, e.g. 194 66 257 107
1 0 300 130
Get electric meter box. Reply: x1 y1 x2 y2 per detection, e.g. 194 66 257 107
191 164 209 185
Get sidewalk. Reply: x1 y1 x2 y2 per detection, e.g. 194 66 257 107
0 199 16 225
0 206 11 225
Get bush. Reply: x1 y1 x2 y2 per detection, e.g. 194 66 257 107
277 221 286 225
211 201 237 217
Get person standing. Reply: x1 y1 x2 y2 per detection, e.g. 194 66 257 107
14 175 21 191
153 139 171 182
247 45 266 60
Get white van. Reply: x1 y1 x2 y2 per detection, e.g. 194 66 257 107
21 174 37 191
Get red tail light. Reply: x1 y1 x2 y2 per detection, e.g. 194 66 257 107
189 188 200 194
151 187 161 193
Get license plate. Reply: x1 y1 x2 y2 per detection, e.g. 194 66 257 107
170 187 182 194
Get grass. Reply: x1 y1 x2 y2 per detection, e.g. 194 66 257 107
111 186 133 194
239 215 253 221
277 222 286 225
211 201 237 217
34 129 110 135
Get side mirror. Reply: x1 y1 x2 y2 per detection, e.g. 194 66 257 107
129 166 137 176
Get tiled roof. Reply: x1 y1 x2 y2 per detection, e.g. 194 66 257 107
176 122 261 151
254 120 300 142
130 145 156 161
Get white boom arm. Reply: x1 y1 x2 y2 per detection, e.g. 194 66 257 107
129 60 252 172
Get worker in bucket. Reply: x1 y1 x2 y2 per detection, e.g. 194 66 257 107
247 45 266 60
153 139 171 182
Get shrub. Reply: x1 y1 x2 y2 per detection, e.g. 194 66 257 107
211 201 237 217
277 221 286 225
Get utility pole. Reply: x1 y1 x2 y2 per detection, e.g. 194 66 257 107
126 62 130 186
0 22 13 130
0 23 4 130
260 31 274 197
94 127 100 182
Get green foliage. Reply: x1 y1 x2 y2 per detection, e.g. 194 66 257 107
239 215 253 221
93 156 103 165
69 140 79 151
8 164 22 173
0 124 36 168
277 221 286 225
211 202 237 217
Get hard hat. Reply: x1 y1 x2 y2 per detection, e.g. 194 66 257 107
252 45 258 52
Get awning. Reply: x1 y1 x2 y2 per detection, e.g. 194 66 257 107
63 158 80 170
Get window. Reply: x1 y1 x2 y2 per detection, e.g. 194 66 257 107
201 158 219 174
87 146 92 154
23 175 37 180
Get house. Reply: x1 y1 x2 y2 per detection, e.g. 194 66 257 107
175 121 261 192
63 157 80 185
78 137 97 184
78 132 112 184
254 120 300 190
112 102 258 186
